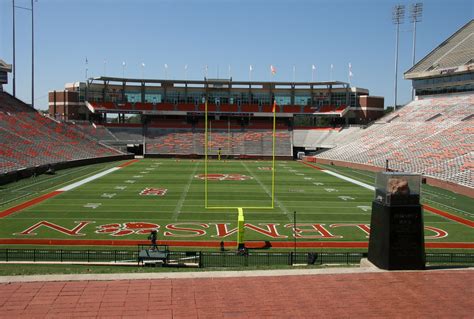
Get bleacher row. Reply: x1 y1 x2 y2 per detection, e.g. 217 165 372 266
145 129 292 156
314 94 474 188
89 101 347 114
72 124 292 157
0 93 123 174
293 127 364 148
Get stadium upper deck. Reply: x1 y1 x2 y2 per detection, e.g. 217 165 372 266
405 19 474 96
48 78 384 125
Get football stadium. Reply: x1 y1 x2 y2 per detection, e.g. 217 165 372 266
0 1 473 317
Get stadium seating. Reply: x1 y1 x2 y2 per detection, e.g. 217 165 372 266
145 128 292 156
312 93 474 188
0 93 124 174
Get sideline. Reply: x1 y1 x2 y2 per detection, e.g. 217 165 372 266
299 161 474 229
0 159 139 219
0 238 472 249
300 161 374 190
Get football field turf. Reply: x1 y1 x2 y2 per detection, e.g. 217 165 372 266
0 159 472 251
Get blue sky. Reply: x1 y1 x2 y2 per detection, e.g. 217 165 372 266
1 0 472 110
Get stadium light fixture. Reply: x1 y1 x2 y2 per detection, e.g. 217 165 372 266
12 0 36 107
392 4 405 111
410 3 423 100
12 0 15 97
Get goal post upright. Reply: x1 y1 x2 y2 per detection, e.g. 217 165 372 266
204 99 208 208
271 101 276 209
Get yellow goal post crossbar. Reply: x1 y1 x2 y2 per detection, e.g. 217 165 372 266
204 99 277 210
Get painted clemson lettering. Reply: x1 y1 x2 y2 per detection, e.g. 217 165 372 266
13 221 450 240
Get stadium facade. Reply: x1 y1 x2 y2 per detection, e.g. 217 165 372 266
48 79 384 126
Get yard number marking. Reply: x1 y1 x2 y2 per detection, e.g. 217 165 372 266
84 203 102 209
338 196 355 201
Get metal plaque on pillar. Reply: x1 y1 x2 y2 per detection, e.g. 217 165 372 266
368 172 425 270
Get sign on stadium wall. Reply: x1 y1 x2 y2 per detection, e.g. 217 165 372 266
15 221 448 239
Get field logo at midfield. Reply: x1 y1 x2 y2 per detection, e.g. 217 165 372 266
96 222 159 236
194 174 253 181
140 188 168 196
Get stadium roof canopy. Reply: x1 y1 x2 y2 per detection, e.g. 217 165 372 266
0 59 12 73
0 59 12 85
405 19 474 79
89 76 350 88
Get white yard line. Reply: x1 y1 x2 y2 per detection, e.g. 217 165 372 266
57 167 121 191
6 166 93 193
317 165 471 216
1 164 121 207
321 169 375 191
172 163 199 220
241 162 292 221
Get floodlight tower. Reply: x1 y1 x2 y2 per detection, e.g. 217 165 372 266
12 0 36 107
410 3 423 100
392 4 405 111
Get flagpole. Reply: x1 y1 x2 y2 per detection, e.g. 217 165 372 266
348 63 351 86
271 100 276 209
85 58 88 80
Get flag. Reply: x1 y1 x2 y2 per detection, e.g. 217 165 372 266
312 64 316 70
270 65 276 75
249 65 253 71
272 100 277 113
141 63 145 67
85 57 88 64
349 63 354 77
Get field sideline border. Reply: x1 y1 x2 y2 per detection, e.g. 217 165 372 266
0 159 139 219
0 238 472 249
300 161 474 229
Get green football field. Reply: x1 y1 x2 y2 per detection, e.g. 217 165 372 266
0 159 472 251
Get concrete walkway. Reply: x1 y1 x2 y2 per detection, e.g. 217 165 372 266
0 267 472 318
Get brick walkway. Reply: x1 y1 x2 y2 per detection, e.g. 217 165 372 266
0 270 472 318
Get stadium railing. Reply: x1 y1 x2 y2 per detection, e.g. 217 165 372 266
0 248 473 267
